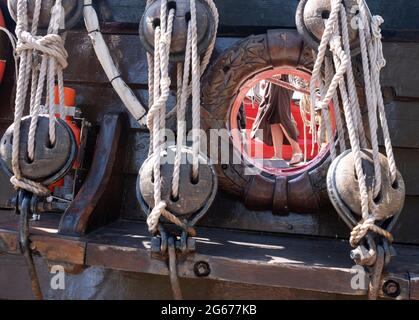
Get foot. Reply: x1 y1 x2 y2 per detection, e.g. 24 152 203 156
289 153 304 166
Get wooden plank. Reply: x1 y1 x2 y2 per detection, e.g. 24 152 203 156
0 212 86 264
393 196 419 245
0 253 359 299
390 148 419 196
31 235 86 265
64 33 238 86
0 212 417 298
101 0 419 37
382 42 419 98
378 101 419 149
410 273 419 300
85 219 419 298
63 32 419 103
120 172 419 245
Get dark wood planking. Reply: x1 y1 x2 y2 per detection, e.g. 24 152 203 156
392 196 419 245
389 148 419 196
85 219 419 299
120 172 419 245
0 253 364 300
59 113 127 236
1 2 419 245
1 211 419 299
101 0 419 38
63 31 419 101
378 101 419 149
64 33 239 86
381 42 419 98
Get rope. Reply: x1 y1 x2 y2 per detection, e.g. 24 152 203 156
145 0 218 235
11 0 68 196
310 0 396 249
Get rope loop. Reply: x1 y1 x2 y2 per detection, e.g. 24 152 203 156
10 0 68 195
145 0 218 234
309 1 401 288
17 32 68 69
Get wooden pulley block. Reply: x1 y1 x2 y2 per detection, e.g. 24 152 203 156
137 146 218 224
0 115 77 185
331 149 405 221
8 0 83 30
139 0 216 62
296 0 360 55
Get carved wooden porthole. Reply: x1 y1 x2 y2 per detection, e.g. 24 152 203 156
201 30 336 214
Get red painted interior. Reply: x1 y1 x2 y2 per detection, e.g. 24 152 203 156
0 9 6 84
242 97 318 161
230 68 336 176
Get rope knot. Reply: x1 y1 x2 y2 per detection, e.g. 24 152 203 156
17 31 68 69
371 15 384 39
147 201 167 234
350 216 394 247
10 176 51 197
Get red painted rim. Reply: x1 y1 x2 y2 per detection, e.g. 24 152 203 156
0 9 6 84
229 67 334 177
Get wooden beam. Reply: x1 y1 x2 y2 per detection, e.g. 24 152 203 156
99 0 419 40
59 113 127 236
0 213 418 299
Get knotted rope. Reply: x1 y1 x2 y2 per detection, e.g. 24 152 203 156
310 0 397 248
11 0 68 196
145 0 218 235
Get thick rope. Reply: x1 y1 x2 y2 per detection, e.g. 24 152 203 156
11 0 68 196
172 26 192 199
146 0 175 234
146 0 218 234
310 0 396 250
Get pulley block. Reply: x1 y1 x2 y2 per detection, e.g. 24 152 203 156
296 0 360 55
8 0 83 30
137 145 218 226
327 149 405 224
139 0 216 62
0 115 77 185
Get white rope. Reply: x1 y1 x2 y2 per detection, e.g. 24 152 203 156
310 0 397 247
190 0 201 181
10 0 68 196
146 0 175 233
146 0 218 234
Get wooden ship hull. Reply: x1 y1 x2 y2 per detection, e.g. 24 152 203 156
0 0 419 299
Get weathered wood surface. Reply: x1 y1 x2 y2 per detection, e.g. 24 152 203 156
1 213 419 299
120 172 419 245
0 254 362 300
63 32 419 99
96 0 419 40
59 113 127 236
0 1 419 253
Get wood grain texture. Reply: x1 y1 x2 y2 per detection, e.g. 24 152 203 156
101 0 419 35
378 101 419 149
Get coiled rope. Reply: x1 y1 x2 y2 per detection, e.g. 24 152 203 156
310 0 397 247
145 0 218 235
11 0 68 196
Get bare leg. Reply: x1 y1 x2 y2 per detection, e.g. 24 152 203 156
271 124 284 159
280 124 304 165
280 124 302 155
